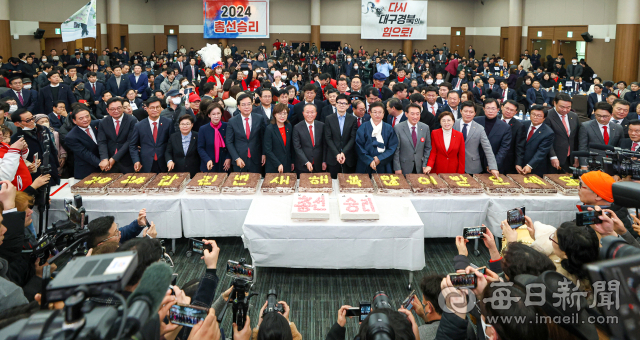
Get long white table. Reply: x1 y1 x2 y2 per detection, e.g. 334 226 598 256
242 195 425 271
38 180 582 243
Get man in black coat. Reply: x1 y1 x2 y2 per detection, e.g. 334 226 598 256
97 97 137 173
10 109 60 185
293 103 326 174
36 72 77 115
324 94 358 178
544 93 580 173
498 100 526 174
225 94 266 173
64 107 101 179
2 76 37 112
290 84 325 126
474 98 512 173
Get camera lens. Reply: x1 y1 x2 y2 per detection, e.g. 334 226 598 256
372 291 392 310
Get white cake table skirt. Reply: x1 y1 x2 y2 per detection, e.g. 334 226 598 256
242 195 425 270
34 179 183 239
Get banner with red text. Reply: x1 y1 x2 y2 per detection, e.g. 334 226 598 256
204 0 269 39
361 0 427 40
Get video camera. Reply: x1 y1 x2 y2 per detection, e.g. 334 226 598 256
31 194 90 266
0 251 171 340
571 144 640 180
217 258 257 331
585 181 640 340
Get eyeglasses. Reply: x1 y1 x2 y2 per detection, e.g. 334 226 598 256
22 117 35 123
594 114 611 119
179 123 193 127
337 102 349 105
108 106 123 112
548 233 559 245
148 106 162 111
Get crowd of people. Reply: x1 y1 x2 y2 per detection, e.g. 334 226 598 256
0 40 639 340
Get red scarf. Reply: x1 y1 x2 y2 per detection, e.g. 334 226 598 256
209 121 225 163
398 77 405 83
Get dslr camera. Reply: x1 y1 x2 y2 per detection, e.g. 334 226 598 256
263 289 285 315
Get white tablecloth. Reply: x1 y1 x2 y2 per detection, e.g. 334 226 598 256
242 195 425 270
180 191 254 237
35 179 183 239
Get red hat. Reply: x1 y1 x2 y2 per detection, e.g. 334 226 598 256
188 92 201 102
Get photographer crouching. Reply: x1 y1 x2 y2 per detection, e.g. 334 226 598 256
86 208 157 249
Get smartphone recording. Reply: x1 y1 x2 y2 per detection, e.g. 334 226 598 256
169 304 208 328
507 206 526 228
449 273 477 289
463 226 486 239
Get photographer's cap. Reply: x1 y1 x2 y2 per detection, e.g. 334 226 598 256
581 171 614 202
373 72 387 81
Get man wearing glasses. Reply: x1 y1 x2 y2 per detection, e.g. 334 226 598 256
64 104 101 179
324 94 358 178
10 109 60 185
87 209 157 248
129 96 173 173
578 101 623 169
516 105 554 177
97 97 137 173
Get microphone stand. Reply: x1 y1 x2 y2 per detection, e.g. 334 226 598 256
37 128 52 238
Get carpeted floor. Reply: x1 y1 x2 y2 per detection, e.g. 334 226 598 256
168 237 492 340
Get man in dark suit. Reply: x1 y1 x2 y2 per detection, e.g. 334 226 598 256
97 97 137 173
450 70 467 92
129 64 149 101
468 45 475 59
252 88 275 124
324 94 358 177
437 91 462 120
493 80 517 103
319 89 339 122
106 65 131 97
128 96 173 173
498 100 526 174
578 102 623 169
436 82 451 106
226 94 267 173
526 80 551 107
2 76 37 112
49 101 68 131
620 120 640 151
544 93 580 173
474 98 512 173
472 79 487 104
587 84 606 116
386 98 407 127
610 99 633 138
71 52 86 75
290 84 325 126
364 73 393 101
85 72 105 116
484 77 500 96
36 72 77 115
173 56 185 74
64 106 101 179
183 58 199 83
293 103 326 174
518 105 555 177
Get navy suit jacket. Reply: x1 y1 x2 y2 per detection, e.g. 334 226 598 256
474 116 512 172
65 121 101 179
451 77 467 91
128 73 149 100
183 64 199 83
128 117 173 172
1 89 36 112
520 122 555 177
225 113 266 173
97 114 137 168
587 92 605 114
197 122 230 173
36 84 77 114
263 123 293 173
387 113 408 126
526 88 550 106
106 75 132 97
492 88 517 101
85 81 105 104
47 113 65 130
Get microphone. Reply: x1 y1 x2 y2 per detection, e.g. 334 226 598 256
589 143 615 152
572 151 597 158
124 262 173 336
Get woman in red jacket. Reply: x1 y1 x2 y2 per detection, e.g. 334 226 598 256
426 111 465 174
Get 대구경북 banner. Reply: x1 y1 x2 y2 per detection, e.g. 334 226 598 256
361 0 427 40
203 0 269 39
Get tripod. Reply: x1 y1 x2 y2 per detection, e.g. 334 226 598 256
37 129 53 237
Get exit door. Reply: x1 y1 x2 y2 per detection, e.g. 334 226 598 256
167 35 178 54
450 27 465 56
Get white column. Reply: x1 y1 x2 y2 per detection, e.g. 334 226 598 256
311 0 321 26
508 0 522 26
107 0 120 24
0 0 10 21
617 0 640 24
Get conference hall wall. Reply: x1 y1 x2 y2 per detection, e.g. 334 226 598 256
7 0 628 81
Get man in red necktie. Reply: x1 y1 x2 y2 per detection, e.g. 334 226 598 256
225 93 267 173
578 102 623 170
516 105 554 177
292 104 326 174
63 106 102 179
97 97 137 173
129 96 172 173
624 120 640 152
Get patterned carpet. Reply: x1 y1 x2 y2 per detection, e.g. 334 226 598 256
169 236 492 339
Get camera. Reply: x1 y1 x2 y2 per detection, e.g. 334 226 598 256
602 147 640 180
239 63 250 71
217 258 257 331
263 289 285 315
575 209 611 226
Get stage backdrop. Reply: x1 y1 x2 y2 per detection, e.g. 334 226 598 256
361 0 427 40
203 0 269 39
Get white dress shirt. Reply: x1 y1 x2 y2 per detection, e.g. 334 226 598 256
598 122 610 140
82 125 97 143
149 116 161 135
306 122 315 145
556 111 571 136
502 117 512 124
262 105 272 119
112 116 122 131
393 112 404 125
241 114 252 135
426 102 439 116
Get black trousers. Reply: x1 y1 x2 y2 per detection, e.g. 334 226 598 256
327 162 356 179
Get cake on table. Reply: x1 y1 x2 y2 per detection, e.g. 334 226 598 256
473 174 522 195
186 173 228 194
107 173 157 195
372 174 412 196
338 194 380 220
145 173 190 194
291 193 330 220
337 173 375 194
298 173 333 193
544 174 580 195
262 173 297 194
221 172 261 194
439 174 484 195
507 174 558 195
405 174 449 195
71 173 123 195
